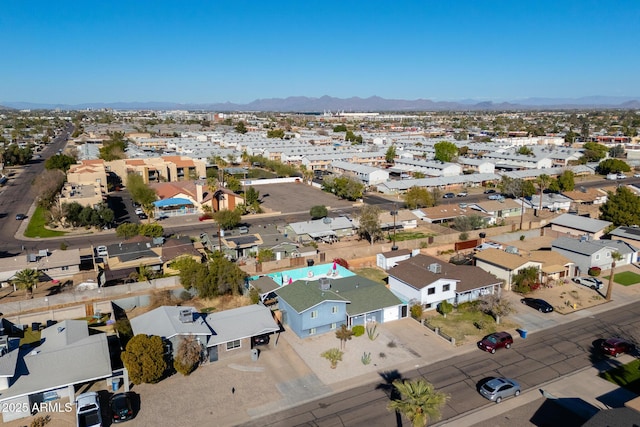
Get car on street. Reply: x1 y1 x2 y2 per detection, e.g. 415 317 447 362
601 338 634 357
488 194 504 200
443 192 455 199
634 173 640 178
617 173 627 179
477 331 513 354
521 297 554 313
110 392 134 423
134 208 144 215
137 213 148 220
15 214 26 220
457 192 468 197
484 189 496 194
76 392 102 427
572 276 603 290
479 377 521 403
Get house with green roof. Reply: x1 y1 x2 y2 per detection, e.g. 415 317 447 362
275 275 406 338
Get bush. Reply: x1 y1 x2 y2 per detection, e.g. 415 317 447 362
459 232 469 241
410 304 423 319
121 334 167 384
438 301 453 317
352 325 365 337
588 267 602 277
173 336 202 376
520 235 525 241
332 258 350 269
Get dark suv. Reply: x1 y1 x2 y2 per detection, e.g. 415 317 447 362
477 332 513 354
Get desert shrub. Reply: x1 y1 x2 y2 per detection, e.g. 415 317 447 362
588 267 601 277
352 325 365 337
173 336 203 376
410 304 423 319
459 232 469 241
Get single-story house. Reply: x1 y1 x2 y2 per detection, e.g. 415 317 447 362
551 237 637 276
608 226 640 248
286 217 355 243
561 188 608 206
523 193 572 213
275 275 406 338
130 304 280 363
0 249 81 284
473 248 542 290
469 199 524 223
0 320 112 422
160 236 204 275
387 254 502 310
379 209 419 230
528 250 575 284
549 213 612 240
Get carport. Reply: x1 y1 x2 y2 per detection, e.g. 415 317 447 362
153 197 197 217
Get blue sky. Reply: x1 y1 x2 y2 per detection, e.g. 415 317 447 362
2 1 639 104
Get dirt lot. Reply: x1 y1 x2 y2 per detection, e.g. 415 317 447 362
251 182 356 214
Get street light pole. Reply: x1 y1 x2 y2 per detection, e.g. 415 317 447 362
391 203 398 251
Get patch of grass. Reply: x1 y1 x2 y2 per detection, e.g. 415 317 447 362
391 231 435 242
353 267 388 285
602 271 640 286
600 359 640 394
24 206 67 238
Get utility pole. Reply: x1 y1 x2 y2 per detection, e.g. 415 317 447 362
391 203 398 251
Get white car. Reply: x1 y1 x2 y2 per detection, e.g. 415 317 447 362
134 208 144 215
488 194 504 200
76 392 102 427
96 246 108 258
634 173 640 178
572 276 603 290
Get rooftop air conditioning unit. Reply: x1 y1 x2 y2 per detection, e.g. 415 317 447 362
179 309 193 323
319 277 330 291
428 263 442 274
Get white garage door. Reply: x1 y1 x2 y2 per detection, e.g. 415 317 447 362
383 306 399 322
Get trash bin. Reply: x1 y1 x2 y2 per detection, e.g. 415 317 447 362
111 378 119 392
518 329 528 339
250 349 259 362
306 259 315 267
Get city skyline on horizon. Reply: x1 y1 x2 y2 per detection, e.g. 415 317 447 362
2 1 640 105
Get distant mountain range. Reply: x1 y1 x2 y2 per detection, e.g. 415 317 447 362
2 95 640 112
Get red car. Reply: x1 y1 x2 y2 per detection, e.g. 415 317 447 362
601 338 634 357
477 332 513 354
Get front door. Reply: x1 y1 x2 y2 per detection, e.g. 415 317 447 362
209 345 218 362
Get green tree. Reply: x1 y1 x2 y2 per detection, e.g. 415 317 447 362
44 154 76 171
335 324 354 350
116 223 140 238
235 121 248 134
599 186 640 226
213 209 242 229
516 146 533 155
321 176 364 201
609 144 625 158
126 173 157 210
388 379 449 427
225 175 242 193
512 266 539 294
404 187 434 209
173 336 202 376
138 223 164 237
244 186 260 206
536 174 552 215
597 158 631 175
557 170 575 191
267 128 285 139
178 252 246 297
121 334 167 384
357 205 382 245
257 248 275 263
385 145 397 164
454 214 487 231
12 268 40 299
310 205 328 219
333 124 347 132
606 252 623 301
434 141 458 163
499 176 536 198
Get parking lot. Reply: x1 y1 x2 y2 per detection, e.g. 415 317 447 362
249 183 356 215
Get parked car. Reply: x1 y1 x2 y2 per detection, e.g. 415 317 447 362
76 392 102 427
484 189 496 194
137 213 148 220
479 377 521 403
443 192 455 199
96 246 108 258
488 194 504 200
15 213 26 220
253 334 271 346
477 332 513 354
601 338 634 357
457 192 468 197
520 298 554 313
237 226 249 234
475 242 503 251
572 276 603 290
110 392 134 423
134 208 144 215
617 173 627 179
634 173 640 178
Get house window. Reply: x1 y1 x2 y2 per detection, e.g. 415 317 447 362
310 310 318 319
443 284 450 292
309 328 316 336
427 287 435 295
226 340 240 350
330 323 337 330
61 266 69 271
331 306 339 314
595 254 600 260
606 252 611 258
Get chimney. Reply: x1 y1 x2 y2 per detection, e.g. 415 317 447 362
196 181 204 202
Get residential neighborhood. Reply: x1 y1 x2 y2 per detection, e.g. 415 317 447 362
2 106 640 427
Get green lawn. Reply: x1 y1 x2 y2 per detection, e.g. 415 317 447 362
24 205 67 238
603 271 640 286
353 267 388 285
600 359 640 394
389 231 434 242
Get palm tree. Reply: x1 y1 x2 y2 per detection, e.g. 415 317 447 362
388 378 449 427
536 174 552 216
12 268 40 299
606 251 623 301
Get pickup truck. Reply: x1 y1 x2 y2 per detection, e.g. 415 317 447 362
76 392 102 427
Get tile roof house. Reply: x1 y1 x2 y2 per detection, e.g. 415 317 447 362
473 249 542 290
275 276 405 338
130 305 280 363
561 188 608 206
286 217 355 243
0 249 81 283
388 254 502 309
0 320 112 422
468 199 524 224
